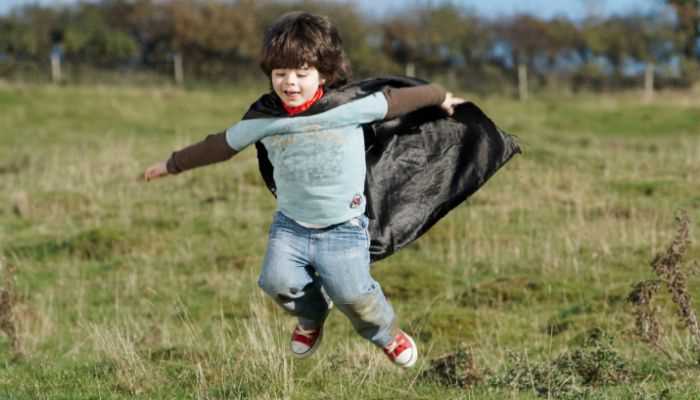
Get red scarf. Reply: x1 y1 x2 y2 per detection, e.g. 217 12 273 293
282 87 324 116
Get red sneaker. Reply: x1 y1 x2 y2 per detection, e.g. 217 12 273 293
290 325 323 358
383 330 418 368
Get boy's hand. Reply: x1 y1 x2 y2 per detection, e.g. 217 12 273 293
440 92 466 116
144 161 169 181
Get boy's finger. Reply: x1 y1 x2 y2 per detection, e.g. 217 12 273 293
144 169 158 181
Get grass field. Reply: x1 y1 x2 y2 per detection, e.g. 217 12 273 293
1 81 700 399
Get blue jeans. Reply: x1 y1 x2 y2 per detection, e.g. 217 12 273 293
258 212 396 347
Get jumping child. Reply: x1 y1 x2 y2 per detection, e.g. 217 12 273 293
144 11 464 368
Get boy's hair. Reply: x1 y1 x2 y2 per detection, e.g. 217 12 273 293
260 12 352 88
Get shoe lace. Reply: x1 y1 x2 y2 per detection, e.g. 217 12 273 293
384 334 407 356
384 340 399 354
295 326 318 339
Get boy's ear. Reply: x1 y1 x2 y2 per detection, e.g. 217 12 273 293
320 77 326 85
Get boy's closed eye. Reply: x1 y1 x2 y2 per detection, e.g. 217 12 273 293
273 70 308 78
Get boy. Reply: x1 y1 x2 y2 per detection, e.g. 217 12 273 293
145 11 465 368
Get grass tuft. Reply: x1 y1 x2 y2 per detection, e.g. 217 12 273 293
489 329 629 398
628 279 663 348
0 257 21 359
649 211 700 347
89 320 162 395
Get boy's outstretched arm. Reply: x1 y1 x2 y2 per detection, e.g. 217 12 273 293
383 84 466 119
143 131 237 181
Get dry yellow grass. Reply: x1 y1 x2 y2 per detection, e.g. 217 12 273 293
0 83 699 398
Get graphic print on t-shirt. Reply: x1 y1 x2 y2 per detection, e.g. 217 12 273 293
265 130 346 185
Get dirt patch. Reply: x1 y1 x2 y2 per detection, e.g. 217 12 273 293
419 348 482 388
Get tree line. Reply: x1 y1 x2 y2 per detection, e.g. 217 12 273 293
0 0 698 95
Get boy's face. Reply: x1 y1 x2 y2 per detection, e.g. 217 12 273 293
271 65 325 107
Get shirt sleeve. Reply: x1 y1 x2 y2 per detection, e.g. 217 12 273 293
225 120 266 151
166 131 237 174
382 84 447 120
335 91 389 124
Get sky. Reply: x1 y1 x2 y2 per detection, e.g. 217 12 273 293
0 0 663 19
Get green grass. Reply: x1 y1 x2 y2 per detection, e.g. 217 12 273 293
1 81 700 399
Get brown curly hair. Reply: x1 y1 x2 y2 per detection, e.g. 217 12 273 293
259 12 352 89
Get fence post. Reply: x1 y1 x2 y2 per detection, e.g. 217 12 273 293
518 63 528 101
644 62 655 103
174 52 184 86
50 45 62 83
405 62 415 77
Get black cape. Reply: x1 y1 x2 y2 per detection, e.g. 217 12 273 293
243 76 520 263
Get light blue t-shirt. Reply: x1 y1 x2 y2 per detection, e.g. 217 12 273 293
226 92 388 226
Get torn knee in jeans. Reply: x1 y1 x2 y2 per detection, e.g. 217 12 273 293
258 275 303 299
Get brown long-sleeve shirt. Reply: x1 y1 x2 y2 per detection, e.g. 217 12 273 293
166 84 447 174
